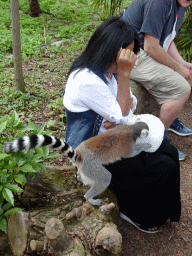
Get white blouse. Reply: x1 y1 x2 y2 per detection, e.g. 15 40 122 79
63 68 137 134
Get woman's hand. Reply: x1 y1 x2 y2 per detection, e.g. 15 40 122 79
101 121 117 130
116 48 137 77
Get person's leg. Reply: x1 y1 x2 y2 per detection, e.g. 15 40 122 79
131 50 191 160
160 91 191 130
131 49 191 130
106 142 181 229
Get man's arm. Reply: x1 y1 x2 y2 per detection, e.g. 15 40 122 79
168 41 186 65
169 41 192 70
144 34 191 79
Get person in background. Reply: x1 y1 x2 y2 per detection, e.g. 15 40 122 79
121 0 192 160
63 17 181 233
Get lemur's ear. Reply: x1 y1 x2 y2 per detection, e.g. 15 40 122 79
140 129 149 138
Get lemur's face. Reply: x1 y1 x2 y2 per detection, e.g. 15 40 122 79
177 0 192 7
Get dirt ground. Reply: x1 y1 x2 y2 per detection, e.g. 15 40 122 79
117 93 192 256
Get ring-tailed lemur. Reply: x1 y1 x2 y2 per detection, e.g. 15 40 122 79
3 122 150 206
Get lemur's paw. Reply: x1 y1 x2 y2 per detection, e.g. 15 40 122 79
76 171 83 182
141 129 149 138
87 198 102 206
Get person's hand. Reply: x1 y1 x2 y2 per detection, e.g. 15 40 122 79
116 48 137 77
101 121 117 130
183 61 192 70
178 64 192 80
186 68 192 87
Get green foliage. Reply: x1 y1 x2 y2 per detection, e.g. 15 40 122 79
175 7 192 62
92 0 132 16
0 87 45 115
0 111 60 233
0 0 104 65
93 0 123 15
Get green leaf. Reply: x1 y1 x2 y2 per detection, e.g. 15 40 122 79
0 217 7 233
35 148 43 155
4 207 23 216
33 163 46 172
46 152 61 159
5 184 23 193
0 154 9 160
37 124 46 134
25 148 35 159
14 174 27 186
44 130 55 136
2 188 14 205
46 120 55 128
32 155 42 161
13 119 21 127
0 175 7 185
11 111 19 122
42 146 49 158
0 121 7 134
2 202 12 211
0 194 4 204
19 164 36 173
25 120 37 130
5 174 12 184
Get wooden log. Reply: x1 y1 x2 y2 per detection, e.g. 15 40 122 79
95 226 122 255
7 211 29 256
30 240 44 252
45 217 71 255
7 209 69 255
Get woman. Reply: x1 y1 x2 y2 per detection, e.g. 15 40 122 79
63 17 181 233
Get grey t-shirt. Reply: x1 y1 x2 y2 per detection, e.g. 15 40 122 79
122 0 186 51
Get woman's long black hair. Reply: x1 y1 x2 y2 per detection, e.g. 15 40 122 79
68 16 139 83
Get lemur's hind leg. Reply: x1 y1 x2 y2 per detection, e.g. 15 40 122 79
83 166 112 206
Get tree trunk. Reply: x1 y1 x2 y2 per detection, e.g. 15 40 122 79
29 0 40 17
10 0 25 92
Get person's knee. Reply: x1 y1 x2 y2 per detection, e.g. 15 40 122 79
183 79 191 96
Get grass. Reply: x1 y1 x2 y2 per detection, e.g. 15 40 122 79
0 0 103 63
0 0 132 135
0 0 104 130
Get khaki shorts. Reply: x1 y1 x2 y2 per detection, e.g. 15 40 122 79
130 49 191 105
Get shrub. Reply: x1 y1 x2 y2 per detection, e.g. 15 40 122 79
0 111 60 233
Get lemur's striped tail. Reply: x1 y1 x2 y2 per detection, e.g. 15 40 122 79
3 134 78 162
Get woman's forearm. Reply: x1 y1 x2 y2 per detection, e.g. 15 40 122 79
117 74 132 116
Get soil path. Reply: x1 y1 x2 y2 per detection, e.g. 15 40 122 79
117 93 192 256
